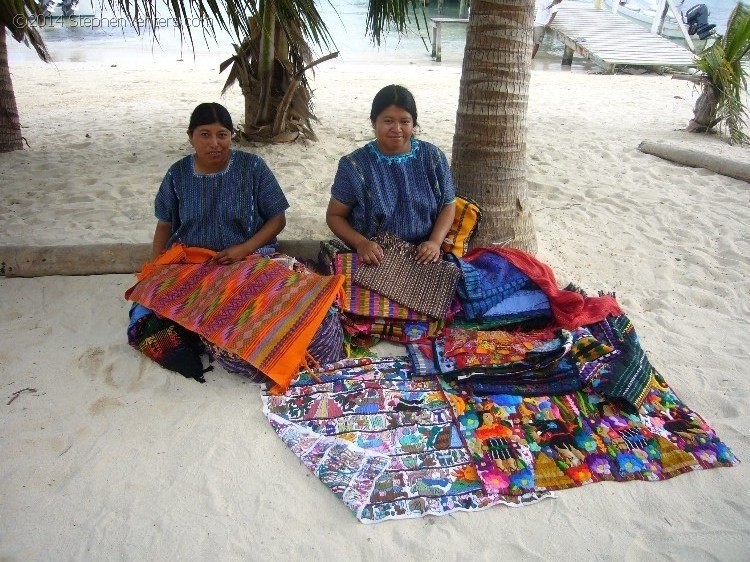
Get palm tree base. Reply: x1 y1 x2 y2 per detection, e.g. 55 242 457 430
687 85 721 134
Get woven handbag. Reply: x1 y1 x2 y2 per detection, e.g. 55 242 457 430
353 233 461 320
441 194 482 257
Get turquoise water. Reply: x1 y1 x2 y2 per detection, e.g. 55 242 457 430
9 0 742 63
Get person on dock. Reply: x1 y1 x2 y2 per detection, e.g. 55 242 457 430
532 0 563 59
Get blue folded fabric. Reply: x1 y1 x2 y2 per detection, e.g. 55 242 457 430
483 288 551 318
448 252 530 320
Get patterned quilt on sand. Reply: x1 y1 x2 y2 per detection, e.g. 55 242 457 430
125 245 344 390
452 370 737 495
263 348 737 521
262 357 551 523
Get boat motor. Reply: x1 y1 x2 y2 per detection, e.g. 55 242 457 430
684 4 716 40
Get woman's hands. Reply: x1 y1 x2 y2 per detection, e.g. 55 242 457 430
212 244 249 265
211 213 287 265
355 239 384 266
416 240 442 264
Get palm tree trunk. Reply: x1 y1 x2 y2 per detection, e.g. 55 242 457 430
451 0 537 253
686 84 720 133
256 0 277 126
0 27 24 153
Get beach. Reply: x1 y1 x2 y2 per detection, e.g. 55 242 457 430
1 20 749 561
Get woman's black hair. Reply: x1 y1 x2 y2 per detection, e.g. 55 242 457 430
187 102 233 135
370 85 418 127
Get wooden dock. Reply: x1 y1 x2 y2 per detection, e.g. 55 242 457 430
548 3 696 73
430 17 469 62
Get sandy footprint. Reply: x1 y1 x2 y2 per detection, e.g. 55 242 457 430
77 344 147 391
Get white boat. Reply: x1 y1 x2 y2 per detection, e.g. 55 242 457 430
38 0 86 18
603 0 686 39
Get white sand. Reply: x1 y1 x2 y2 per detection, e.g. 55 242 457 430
1 34 749 560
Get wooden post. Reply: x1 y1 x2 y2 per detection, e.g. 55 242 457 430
459 0 468 18
650 0 694 50
431 19 438 59
650 0 668 34
435 21 442 62
561 45 574 68
668 0 695 51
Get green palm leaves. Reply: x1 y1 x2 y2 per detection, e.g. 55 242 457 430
693 3 750 144
2 0 50 61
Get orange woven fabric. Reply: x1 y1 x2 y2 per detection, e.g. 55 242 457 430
127 246 344 390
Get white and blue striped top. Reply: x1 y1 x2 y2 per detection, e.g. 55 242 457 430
331 138 456 244
155 150 289 251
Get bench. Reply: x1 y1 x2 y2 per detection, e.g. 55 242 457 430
430 17 469 62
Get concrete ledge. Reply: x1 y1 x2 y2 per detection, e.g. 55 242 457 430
0 240 323 278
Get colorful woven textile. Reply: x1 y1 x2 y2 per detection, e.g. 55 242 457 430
127 303 208 383
443 327 562 369
448 250 531 320
341 314 441 344
441 194 482 258
202 308 344 383
408 315 654 407
323 245 443 343
306 307 346 365
450 367 737 496
335 252 429 321
125 245 344 390
262 357 552 523
587 314 654 409
460 247 623 330
202 339 266 383
263 353 737 521
353 233 462 320
407 331 582 397
479 288 553 328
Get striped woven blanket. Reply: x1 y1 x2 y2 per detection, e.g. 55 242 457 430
125 245 344 390
335 252 429 321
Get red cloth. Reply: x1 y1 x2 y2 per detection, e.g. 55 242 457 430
463 246 623 330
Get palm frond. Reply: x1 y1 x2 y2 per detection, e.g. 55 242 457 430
100 0 258 48
1 0 51 62
694 2 750 144
267 0 335 59
366 0 423 46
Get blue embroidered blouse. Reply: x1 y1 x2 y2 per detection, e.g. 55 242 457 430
155 150 289 252
331 138 456 244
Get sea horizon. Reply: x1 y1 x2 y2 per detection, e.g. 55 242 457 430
9 0 740 67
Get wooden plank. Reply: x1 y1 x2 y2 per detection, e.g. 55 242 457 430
0 241 323 278
430 17 469 23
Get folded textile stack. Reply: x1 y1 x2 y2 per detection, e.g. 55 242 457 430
408 327 580 396
353 232 462 320
449 247 622 331
319 240 444 344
